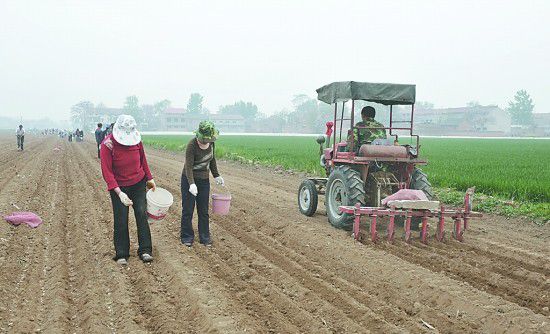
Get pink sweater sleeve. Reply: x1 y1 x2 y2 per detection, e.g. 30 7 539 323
100 142 119 191
140 143 153 181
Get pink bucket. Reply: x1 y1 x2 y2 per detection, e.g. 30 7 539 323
211 193 231 215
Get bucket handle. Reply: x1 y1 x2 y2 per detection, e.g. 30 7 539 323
212 180 231 196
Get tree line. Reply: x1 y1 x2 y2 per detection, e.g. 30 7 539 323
70 92 332 132
71 89 535 132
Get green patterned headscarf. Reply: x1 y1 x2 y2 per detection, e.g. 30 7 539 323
194 120 219 142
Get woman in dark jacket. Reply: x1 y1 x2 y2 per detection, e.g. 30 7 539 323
100 115 156 265
180 121 224 247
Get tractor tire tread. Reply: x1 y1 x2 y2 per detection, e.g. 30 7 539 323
410 167 434 200
326 165 365 230
409 167 435 229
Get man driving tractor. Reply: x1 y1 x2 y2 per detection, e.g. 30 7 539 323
298 81 480 243
351 106 387 150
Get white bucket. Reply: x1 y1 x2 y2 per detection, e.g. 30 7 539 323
146 187 174 223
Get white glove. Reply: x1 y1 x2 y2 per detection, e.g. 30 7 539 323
215 176 224 186
118 192 133 206
104 138 113 149
189 184 198 196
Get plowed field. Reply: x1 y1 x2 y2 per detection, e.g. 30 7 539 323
0 135 548 333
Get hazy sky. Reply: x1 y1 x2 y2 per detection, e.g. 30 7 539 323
1 0 549 120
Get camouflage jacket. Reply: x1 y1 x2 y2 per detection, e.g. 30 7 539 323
352 118 387 145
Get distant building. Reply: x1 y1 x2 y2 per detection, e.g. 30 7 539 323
161 108 245 132
89 107 123 126
532 113 550 137
414 105 511 136
161 108 187 130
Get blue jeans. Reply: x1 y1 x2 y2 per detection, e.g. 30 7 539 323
180 175 211 244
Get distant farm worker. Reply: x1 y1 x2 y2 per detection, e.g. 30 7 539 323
103 122 115 138
352 106 387 148
95 123 105 158
16 125 25 151
180 121 224 247
100 115 156 265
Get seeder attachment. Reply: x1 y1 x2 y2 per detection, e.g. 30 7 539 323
341 188 481 244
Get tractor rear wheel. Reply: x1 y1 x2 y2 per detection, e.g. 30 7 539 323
409 167 435 229
298 179 318 216
325 165 365 230
410 167 434 200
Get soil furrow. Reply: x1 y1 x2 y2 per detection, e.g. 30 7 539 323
2 136 549 334
222 170 550 317
149 174 395 331
147 170 378 332
382 241 548 315
0 138 46 194
211 193 484 333
146 145 550 331
18 146 66 333
217 213 479 333
64 146 119 333
412 239 549 291
0 137 41 167
145 144 550 331
149 159 480 333
213 172 549 320
0 139 73 333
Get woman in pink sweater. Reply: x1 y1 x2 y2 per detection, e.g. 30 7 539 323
100 115 156 265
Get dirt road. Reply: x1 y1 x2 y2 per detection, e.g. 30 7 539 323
0 135 548 333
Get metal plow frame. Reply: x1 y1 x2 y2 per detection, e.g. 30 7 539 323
339 190 482 244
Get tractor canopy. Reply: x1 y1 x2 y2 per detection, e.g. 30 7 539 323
316 81 416 105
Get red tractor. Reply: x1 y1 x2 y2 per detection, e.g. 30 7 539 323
298 81 480 243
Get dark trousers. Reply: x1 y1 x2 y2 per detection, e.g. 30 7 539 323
180 175 211 244
109 178 152 260
96 143 101 158
17 135 24 150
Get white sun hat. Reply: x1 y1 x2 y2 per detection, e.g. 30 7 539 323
112 114 141 146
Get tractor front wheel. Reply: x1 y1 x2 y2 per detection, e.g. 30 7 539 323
298 179 318 216
325 166 365 230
